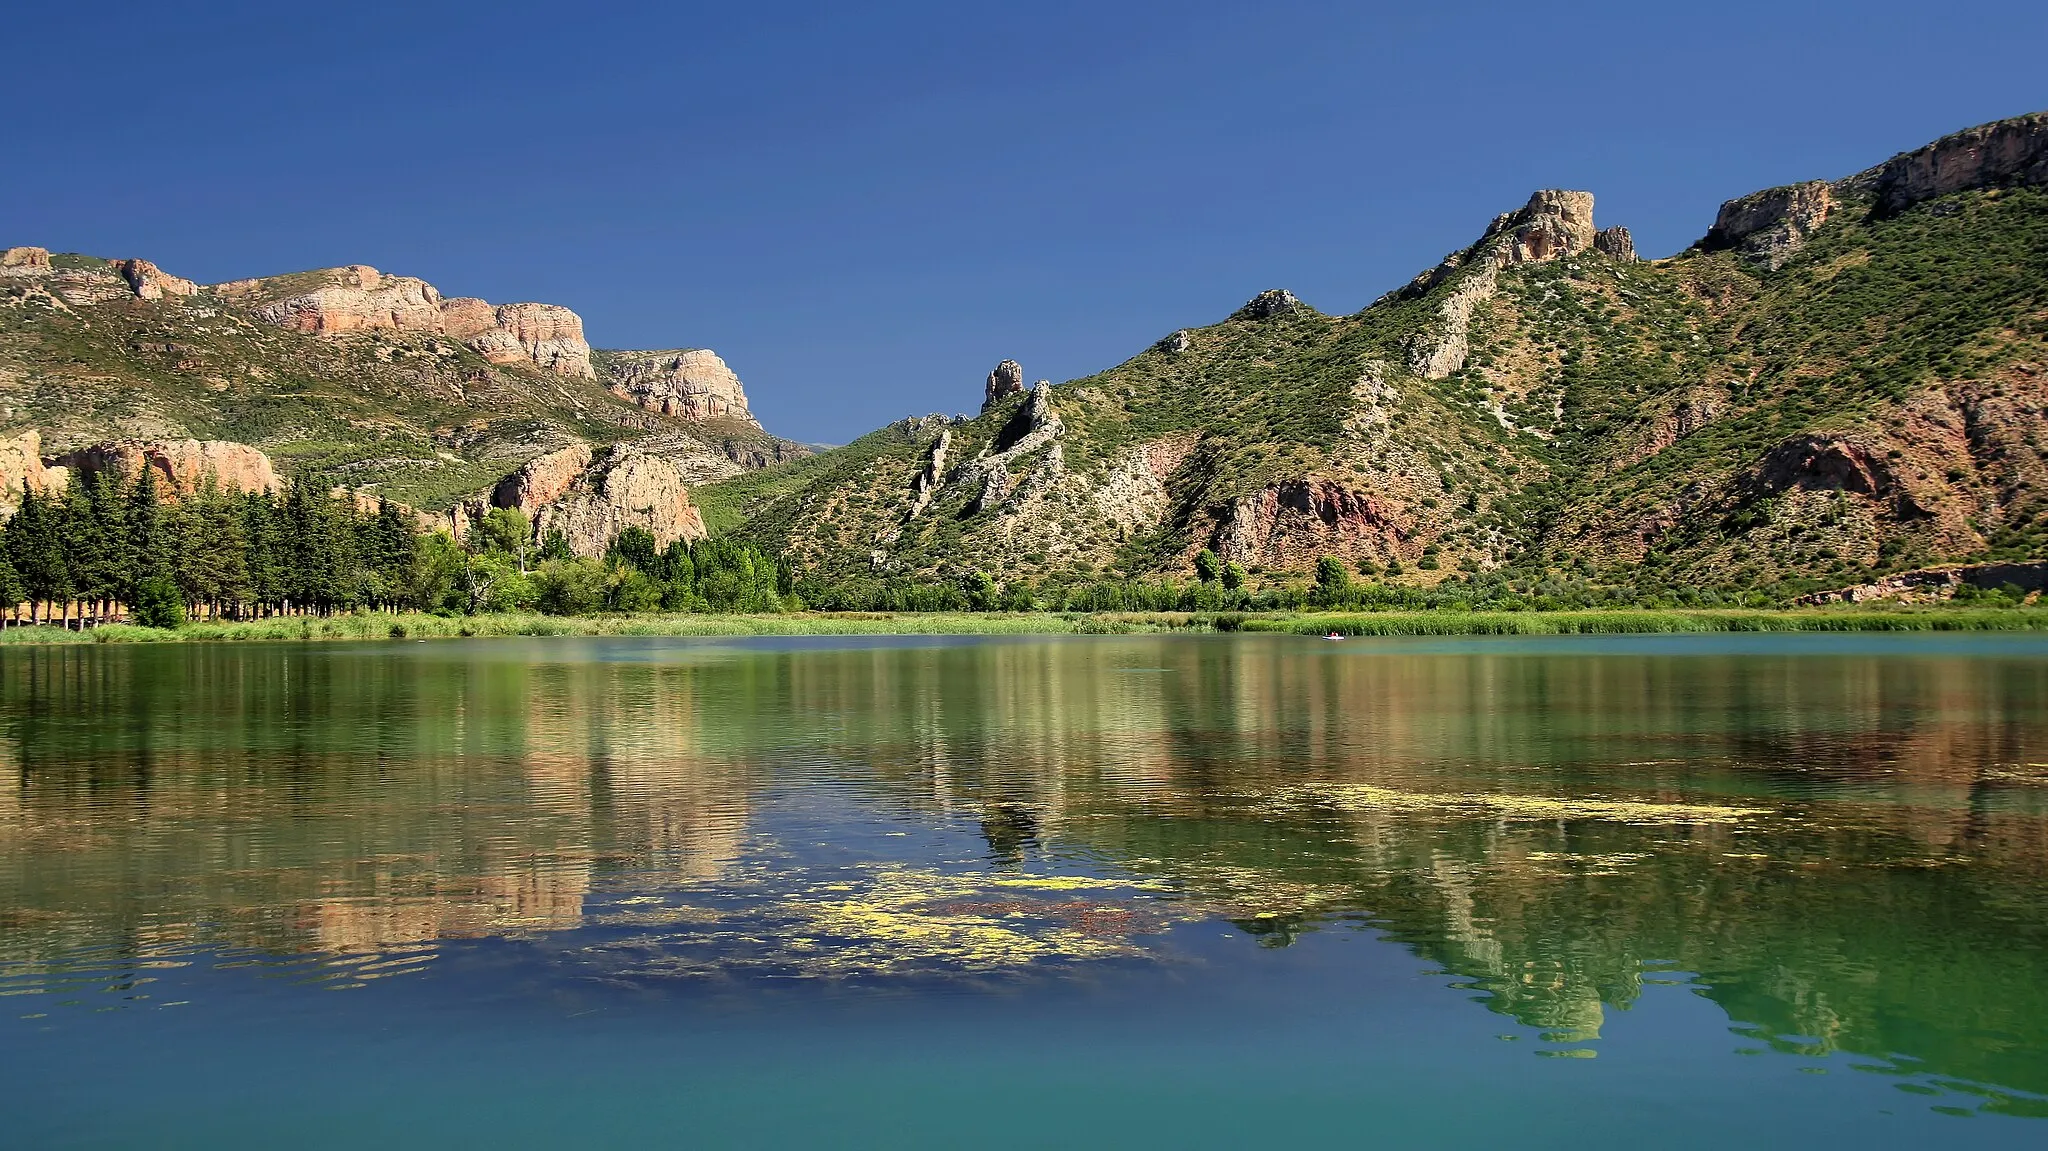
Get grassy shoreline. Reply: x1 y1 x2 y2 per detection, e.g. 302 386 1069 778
0 606 2043 645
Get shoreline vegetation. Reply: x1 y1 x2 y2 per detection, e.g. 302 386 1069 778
2 605 2044 645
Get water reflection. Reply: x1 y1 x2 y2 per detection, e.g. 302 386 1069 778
2 635 2047 1113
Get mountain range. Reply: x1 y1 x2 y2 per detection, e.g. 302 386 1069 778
4 111 2044 594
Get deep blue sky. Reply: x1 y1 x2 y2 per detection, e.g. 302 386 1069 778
8 2 2044 443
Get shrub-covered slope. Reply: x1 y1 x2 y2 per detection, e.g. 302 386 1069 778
708 112 2048 598
0 257 803 510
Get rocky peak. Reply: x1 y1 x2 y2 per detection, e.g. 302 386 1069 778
601 349 759 425
1233 289 1301 321
984 359 1024 411
1402 190 1613 380
1155 330 1192 354
1 247 51 272
1487 190 1598 265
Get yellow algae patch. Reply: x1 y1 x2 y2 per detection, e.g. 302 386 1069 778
984 874 1170 892
768 867 1180 976
1269 784 1768 824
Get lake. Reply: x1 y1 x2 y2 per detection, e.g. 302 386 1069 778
3 633 2047 1147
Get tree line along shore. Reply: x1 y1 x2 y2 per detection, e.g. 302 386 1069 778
0 469 2038 639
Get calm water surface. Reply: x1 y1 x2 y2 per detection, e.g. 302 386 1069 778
3 633 2048 1147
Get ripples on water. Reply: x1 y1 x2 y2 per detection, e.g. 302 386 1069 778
4 633 2048 1143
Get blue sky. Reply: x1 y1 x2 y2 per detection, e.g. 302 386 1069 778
7 1 2045 443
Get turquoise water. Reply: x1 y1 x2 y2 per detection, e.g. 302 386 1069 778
3 633 2047 1146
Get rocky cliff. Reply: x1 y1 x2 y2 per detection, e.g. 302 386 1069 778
215 265 596 378
0 243 808 515
527 446 709 557
0 430 279 510
1701 110 2048 265
598 348 758 425
55 438 280 498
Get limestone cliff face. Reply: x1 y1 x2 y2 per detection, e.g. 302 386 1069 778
473 441 707 558
56 439 280 498
1701 181 1837 268
1 250 202 306
601 349 758 424
0 430 65 513
530 447 708 558
0 430 279 510
487 444 595 516
1850 110 2048 215
217 265 596 378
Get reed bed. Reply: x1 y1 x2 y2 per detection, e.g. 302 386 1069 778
0 606 2040 645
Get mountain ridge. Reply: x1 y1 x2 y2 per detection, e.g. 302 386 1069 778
700 110 2048 602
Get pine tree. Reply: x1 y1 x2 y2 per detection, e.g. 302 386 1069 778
6 485 72 625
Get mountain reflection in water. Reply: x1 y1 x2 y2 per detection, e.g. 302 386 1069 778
2 634 2047 1120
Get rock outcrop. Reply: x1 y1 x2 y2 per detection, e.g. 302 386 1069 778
488 444 595 516
112 259 199 300
1155 330 1192 354
1848 111 2048 216
474 441 707 557
1797 561 2048 605
905 428 952 521
953 383 1064 516
983 359 1024 411
1700 181 1837 268
1403 190 1610 379
1593 226 1637 261
1701 113 2048 268
0 430 64 513
1233 289 1302 321
1 247 51 273
601 349 758 425
218 265 596 378
1211 479 1408 569
529 446 708 558
56 439 281 499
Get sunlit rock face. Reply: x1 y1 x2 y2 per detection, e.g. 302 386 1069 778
218 265 596 378
601 349 758 425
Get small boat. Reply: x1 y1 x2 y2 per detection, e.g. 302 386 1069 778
1322 632 1344 641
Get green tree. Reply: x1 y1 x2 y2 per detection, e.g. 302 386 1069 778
476 507 532 568
606 526 660 575
132 575 186 629
1193 548 1221 583
1315 555 1351 604
1221 561 1247 592
536 557 608 615
6 485 71 624
0 549 22 625
964 570 1000 611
